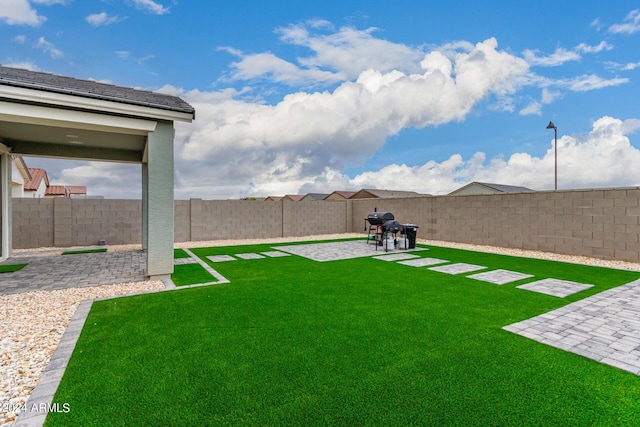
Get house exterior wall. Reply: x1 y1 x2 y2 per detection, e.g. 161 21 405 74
11 163 25 198
11 187 640 262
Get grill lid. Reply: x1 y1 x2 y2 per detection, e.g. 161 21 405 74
366 211 394 225
382 220 401 233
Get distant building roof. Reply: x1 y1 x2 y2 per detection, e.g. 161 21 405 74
283 194 305 201
24 168 49 191
301 193 329 201
45 185 68 196
68 185 87 195
0 65 195 117
449 182 534 196
324 191 356 200
264 196 283 201
350 189 424 199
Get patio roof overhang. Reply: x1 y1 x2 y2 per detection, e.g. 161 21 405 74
0 66 195 279
0 83 193 163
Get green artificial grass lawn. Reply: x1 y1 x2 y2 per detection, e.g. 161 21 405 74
61 248 107 255
171 263 216 286
174 248 191 259
0 263 27 273
46 240 640 426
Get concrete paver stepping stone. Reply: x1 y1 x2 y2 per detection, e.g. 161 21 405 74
236 253 265 260
398 258 449 267
273 240 426 262
429 263 487 275
174 257 198 265
373 253 420 262
206 255 236 263
504 278 640 376
468 269 534 285
261 251 291 257
517 278 593 297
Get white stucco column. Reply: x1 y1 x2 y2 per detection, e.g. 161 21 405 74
144 120 174 278
141 162 148 252
0 153 11 261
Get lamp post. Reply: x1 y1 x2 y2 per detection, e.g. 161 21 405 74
546 121 557 191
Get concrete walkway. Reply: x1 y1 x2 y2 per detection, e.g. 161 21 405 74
0 249 147 295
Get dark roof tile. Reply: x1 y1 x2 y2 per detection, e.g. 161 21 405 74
0 65 194 116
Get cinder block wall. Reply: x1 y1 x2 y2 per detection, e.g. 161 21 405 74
12 198 143 248
282 200 349 237
351 188 640 262
12 198 55 248
11 187 640 262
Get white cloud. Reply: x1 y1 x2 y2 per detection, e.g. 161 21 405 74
519 101 541 116
86 12 124 26
523 47 581 66
575 41 613 53
55 162 142 199
2 61 39 71
35 36 64 59
605 61 640 71
129 0 169 15
298 116 640 195
224 51 344 86
609 9 640 34
162 38 532 198
541 88 561 104
0 0 46 26
277 23 424 79
13 35 26 44
32 0 68 4
557 74 628 92
51 116 640 199
223 23 424 87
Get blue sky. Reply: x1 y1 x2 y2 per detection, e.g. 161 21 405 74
2 0 640 199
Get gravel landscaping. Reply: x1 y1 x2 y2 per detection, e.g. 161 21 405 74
2 233 639 426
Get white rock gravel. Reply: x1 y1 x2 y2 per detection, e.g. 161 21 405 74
2 233 639 426
0 281 164 427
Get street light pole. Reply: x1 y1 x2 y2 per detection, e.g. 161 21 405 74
546 121 557 191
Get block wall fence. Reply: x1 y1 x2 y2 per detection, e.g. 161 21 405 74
11 187 640 262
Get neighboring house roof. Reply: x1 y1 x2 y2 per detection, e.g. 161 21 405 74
45 185 68 197
264 196 283 201
0 65 195 117
283 194 305 201
24 168 49 191
301 193 329 201
350 189 423 199
68 186 87 196
324 191 356 200
449 182 534 196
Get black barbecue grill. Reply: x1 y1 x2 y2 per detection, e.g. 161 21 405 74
365 212 402 251
364 211 419 251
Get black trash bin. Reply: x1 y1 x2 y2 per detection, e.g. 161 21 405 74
402 224 419 249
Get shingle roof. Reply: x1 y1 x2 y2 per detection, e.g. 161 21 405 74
477 182 533 193
351 189 423 199
325 191 356 200
0 65 195 117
